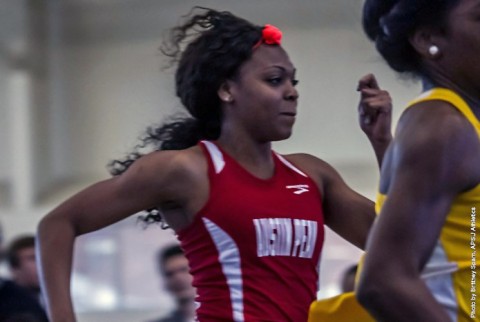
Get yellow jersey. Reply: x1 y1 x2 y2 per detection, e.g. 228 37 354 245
309 88 480 322
376 88 480 322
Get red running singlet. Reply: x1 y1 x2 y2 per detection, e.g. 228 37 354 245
176 141 325 321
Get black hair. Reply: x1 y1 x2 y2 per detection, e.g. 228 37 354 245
362 0 459 75
107 8 263 225
7 235 35 269
157 244 185 274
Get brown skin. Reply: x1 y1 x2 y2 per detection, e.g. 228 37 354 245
357 74 393 167
36 44 391 321
356 0 480 321
416 0 480 103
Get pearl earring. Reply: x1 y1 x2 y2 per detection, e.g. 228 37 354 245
429 45 440 56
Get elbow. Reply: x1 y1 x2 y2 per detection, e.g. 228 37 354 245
37 214 56 239
37 215 48 241
35 216 56 269
37 215 49 232
36 215 56 249
36 212 76 243
355 270 390 311
356 280 381 310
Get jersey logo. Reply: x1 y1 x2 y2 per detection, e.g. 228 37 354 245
253 218 318 258
286 184 309 195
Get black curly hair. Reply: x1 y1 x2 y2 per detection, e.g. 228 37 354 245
362 0 459 75
107 7 264 225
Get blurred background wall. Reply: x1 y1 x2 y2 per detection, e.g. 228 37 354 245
0 0 421 321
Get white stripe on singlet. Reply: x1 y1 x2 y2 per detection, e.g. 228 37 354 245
202 217 244 322
421 240 459 321
201 141 225 174
274 153 307 177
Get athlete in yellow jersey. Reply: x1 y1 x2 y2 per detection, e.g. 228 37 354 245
309 86 480 321
368 88 480 322
309 88 480 322
356 0 480 321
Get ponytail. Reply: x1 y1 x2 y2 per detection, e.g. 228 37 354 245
108 7 262 225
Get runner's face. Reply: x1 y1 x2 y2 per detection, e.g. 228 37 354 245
227 45 299 142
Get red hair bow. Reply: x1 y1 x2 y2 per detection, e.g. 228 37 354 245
253 24 282 49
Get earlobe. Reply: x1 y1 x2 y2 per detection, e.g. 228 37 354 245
409 28 442 59
217 81 234 103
